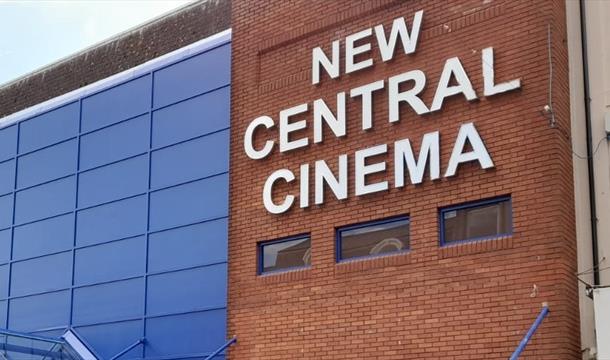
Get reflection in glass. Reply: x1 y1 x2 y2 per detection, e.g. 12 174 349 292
339 218 410 261
260 236 311 273
442 198 512 244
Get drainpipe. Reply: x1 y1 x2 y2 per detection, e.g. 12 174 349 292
579 0 600 286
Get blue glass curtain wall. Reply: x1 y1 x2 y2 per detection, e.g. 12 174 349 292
0 36 231 360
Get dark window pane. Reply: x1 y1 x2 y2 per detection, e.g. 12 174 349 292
442 198 512 244
339 218 409 261
260 236 310 273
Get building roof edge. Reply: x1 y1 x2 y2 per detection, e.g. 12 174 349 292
0 28 231 129
0 0 203 90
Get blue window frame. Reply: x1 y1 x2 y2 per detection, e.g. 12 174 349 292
336 216 410 262
258 234 311 274
440 196 512 246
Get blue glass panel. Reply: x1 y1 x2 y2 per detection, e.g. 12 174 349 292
73 278 144 325
9 290 70 331
152 86 230 148
0 159 15 195
0 300 6 328
145 310 225 357
19 102 79 153
79 114 149 170
2 39 231 357
81 76 151 132
14 176 75 224
0 229 10 264
153 44 231 108
0 265 8 298
29 329 65 338
75 321 143 360
13 213 74 260
76 195 147 247
147 264 226 316
149 174 228 232
151 130 228 189
10 252 72 297
0 125 17 162
0 194 13 229
148 218 227 272
74 236 145 285
17 140 77 188
78 155 148 208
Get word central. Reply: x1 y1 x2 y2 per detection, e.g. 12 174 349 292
245 46 518 160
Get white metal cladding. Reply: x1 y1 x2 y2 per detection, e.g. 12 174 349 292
594 288 610 358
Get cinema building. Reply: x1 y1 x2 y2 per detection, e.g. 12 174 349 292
0 0 609 359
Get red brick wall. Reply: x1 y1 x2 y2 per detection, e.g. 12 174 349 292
228 0 579 358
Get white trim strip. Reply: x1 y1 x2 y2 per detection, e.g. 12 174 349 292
0 28 232 130
62 330 99 360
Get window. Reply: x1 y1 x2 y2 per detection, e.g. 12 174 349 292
337 216 410 261
440 196 512 245
258 235 311 274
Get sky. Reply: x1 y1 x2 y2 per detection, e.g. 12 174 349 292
0 0 193 86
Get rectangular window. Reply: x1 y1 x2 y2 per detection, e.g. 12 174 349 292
440 196 512 245
337 216 410 262
258 235 311 274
